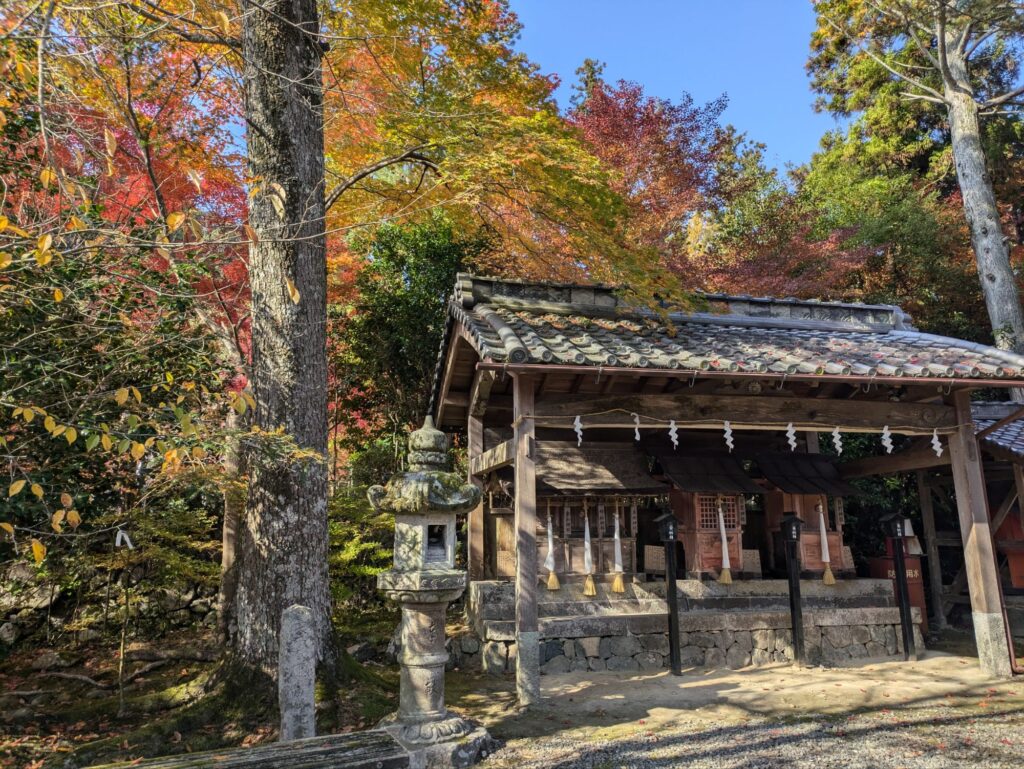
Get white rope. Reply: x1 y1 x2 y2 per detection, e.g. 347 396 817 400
818 505 830 565
613 511 623 574
583 501 593 575
717 501 731 571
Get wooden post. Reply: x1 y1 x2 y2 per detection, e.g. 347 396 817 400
805 432 820 454
513 374 540 705
947 390 1013 677
917 471 948 630
467 414 486 581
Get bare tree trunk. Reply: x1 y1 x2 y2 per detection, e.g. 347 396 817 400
232 0 331 668
944 39 1024 354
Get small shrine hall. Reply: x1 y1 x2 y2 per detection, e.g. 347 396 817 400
429 274 1024 704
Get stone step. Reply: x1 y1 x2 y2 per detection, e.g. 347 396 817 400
94 731 409 769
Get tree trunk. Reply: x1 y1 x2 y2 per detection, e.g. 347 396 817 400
233 0 331 668
944 41 1024 354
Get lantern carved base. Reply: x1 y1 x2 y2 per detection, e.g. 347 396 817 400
380 712 494 769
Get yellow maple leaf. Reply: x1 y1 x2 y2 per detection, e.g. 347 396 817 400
166 211 186 233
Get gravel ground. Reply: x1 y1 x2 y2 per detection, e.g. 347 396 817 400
448 649 1024 769
480 706 1024 768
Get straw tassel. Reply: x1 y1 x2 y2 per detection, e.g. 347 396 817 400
583 502 597 596
548 569 561 591
822 563 836 586
819 503 836 586
717 496 732 585
544 503 559 591
611 503 625 593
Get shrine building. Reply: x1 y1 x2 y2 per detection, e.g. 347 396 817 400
428 274 1024 704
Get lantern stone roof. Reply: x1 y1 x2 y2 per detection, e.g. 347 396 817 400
432 274 1024 404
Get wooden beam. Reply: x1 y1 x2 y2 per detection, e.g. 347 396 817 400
1014 464 1024 536
917 471 948 630
947 390 1013 677
977 404 1024 440
991 486 1019 533
841 440 951 478
533 393 956 435
468 439 515 477
467 414 485 582
442 392 469 408
513 374 540 705
435 334 467 427
469 370 496 417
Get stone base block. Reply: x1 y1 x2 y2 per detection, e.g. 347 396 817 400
382 713 496 769
971 611 1014 679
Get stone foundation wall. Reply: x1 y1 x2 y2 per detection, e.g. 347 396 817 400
451 609 925 675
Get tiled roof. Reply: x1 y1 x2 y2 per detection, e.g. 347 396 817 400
973 402 1024 460
445 274 1024 381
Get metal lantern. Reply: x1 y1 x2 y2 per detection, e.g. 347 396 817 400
655 511 678 542
781 512 804 543
882 513 906 539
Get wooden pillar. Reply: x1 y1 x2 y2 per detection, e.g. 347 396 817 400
467 414 486 581
512 374 540 704
917 470 948 630
947 390 1013 677
805 432 820 453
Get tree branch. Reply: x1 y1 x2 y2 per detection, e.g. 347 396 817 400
324 145 439 211
982 85 1024 110
821 13 946 104
900 91 946 104
935 2 958 89
127 2 240 50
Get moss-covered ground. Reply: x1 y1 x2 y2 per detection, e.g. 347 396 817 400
0 624 400 769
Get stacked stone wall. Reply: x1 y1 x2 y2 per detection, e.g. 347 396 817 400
451 614 925 675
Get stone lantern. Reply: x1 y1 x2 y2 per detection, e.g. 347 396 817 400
369 417 491 768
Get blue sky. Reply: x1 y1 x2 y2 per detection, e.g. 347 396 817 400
510 0 842 170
